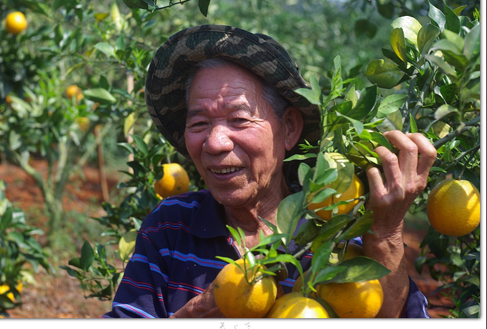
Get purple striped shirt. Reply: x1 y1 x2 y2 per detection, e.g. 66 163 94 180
102 190 429 318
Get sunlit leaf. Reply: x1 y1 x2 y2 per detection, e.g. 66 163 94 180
418 24 441 55
83 88 117 104
390 28 407 63
365 59 404 89
276 192 305 246
428 1 446 31
391 16 422 46
119 229 138 262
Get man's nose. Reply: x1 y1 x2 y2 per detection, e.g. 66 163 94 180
203 124 234 154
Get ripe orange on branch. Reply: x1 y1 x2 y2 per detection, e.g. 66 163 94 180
154 163 189 198
426 178 480 237
65 84 84 102
213 259 277 318
5 12 28 35
307 174 366 221
265 292 329 318
317 279 383 318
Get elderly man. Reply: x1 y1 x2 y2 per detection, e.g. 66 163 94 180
102 25 436 318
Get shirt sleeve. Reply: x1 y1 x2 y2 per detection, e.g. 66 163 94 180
102 213 170 318
401 276 430 318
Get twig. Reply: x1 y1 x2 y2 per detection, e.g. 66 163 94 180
432 116 480 149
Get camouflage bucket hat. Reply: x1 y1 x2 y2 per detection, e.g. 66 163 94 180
145 24 321 159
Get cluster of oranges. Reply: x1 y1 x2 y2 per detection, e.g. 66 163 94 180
213 244 383 318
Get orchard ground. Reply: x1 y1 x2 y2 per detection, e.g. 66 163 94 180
0 158 453 318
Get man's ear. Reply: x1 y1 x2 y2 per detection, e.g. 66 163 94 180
283 106 304 151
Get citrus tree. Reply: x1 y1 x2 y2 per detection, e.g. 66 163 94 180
0 180 53 317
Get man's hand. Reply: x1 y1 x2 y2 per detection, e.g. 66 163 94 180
169 282 225 318
363 131 436 317
366 131 437 236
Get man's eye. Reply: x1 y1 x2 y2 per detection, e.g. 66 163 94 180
232 118 249 124
189 121 207 127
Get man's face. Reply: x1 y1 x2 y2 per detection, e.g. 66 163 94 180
184 64 289 208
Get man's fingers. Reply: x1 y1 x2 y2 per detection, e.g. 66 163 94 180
407 133 437 177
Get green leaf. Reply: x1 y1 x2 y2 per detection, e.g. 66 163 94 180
377 94 408 117
326 256 391 283
198 0 211 17
115 34 126 51
324 153 354 195
434 104 458 120
463 24 480 60
309 187 336 205
131 134 148 156
443 1 460 34
276 192 305 246
298 162 312 188
310 215 354 252
311 239 332 274
119 229 138 262
83 88 117 104
428 1 446 31
409 113 418 133
365 59 404 89
80 241 95 271
442 30 464 52
425 55 457 78
390 28 407 63
336 210 374 242
391 16 422 46
347 85 377 120
418 24 441 55
68 257 82 269
313 265 347 285
94 42 116 58
124 112 138 138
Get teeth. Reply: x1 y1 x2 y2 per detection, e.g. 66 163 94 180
210 167 240 174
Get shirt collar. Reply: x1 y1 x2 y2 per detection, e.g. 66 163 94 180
190 191 229 239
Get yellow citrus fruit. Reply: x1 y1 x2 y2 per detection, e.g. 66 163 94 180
427 178 480 237
65 84 84 102
75 117 90 132
317 279 383 318
5 12 28 35
0 281 22 302
307 174 365 221
154 163 190 198
265 292 329 318
213 259 277 318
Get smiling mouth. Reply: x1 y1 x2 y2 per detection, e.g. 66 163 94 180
209 167 242 174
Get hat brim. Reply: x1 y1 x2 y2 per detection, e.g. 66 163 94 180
145 25 321 159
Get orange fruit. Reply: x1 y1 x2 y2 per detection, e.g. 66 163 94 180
5 12 28 35
426 179 480 237
213 259 277 318
65 84 84 102
265 292 329 318
153 163 190 198
75 117 90 132
307 174 365 221
0 281 22 302
317 279 383 318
